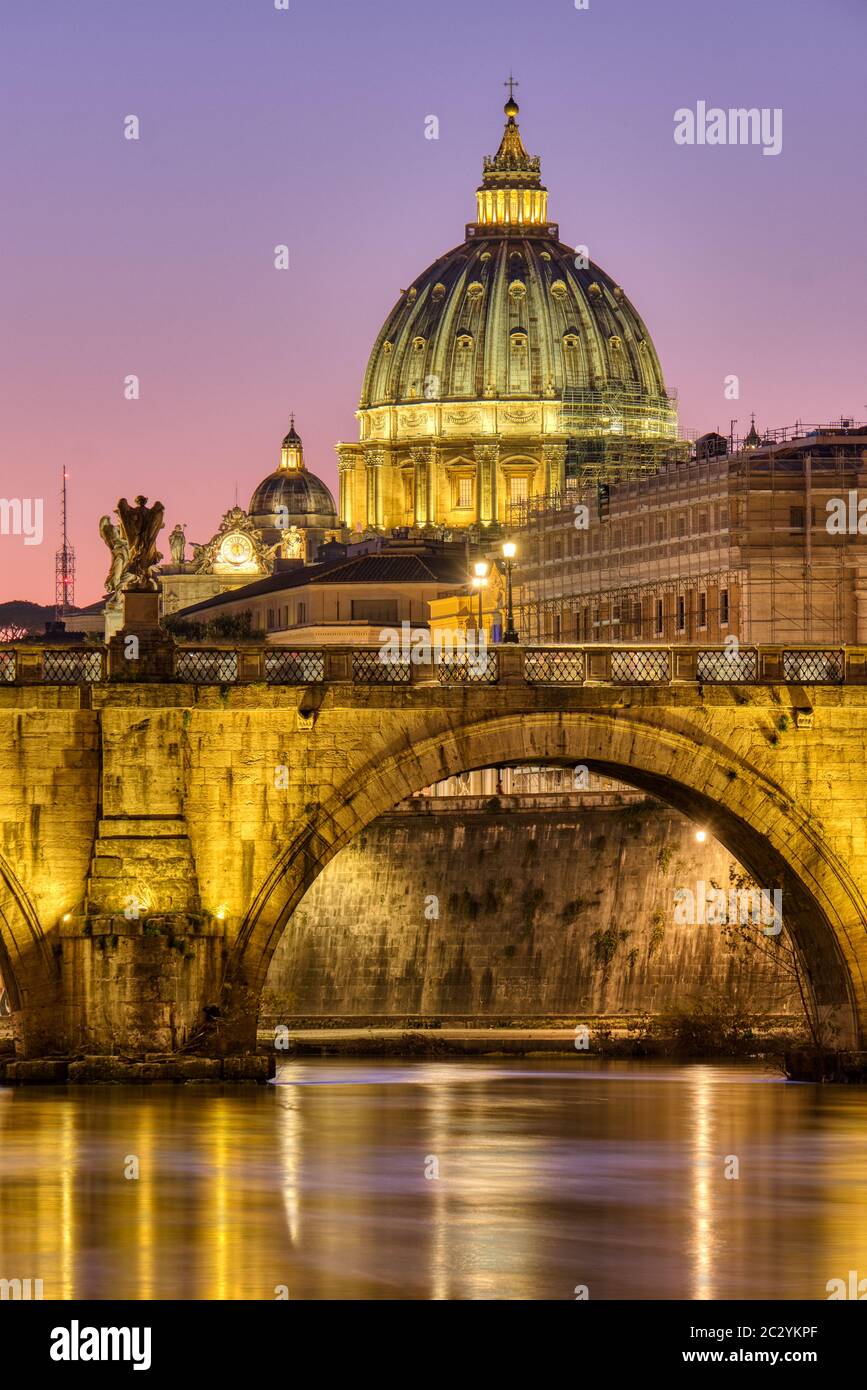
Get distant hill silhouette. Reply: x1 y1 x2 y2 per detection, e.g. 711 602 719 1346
0 599 96 634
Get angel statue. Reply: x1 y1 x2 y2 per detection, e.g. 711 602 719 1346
98 514 130 593
281 525 307 561
117 495 165 589
168 522 186 565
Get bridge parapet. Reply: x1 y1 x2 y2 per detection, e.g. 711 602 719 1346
1 643 866 687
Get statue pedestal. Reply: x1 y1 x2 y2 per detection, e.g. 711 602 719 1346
121 588 162 630
107 588 174 681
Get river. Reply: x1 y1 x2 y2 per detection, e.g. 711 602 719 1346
1 1058 865 1300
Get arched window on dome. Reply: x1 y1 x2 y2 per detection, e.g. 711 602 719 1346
368 336 395 405
635 337 659 397
509 328 530 395
452 334 475 396
401 336 429 400
608 334 627 384
561 331 585 389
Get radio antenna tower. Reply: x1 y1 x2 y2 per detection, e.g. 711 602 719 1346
54 464 75 619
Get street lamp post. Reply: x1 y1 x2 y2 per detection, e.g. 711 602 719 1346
502 540 518 643
471 560 489 635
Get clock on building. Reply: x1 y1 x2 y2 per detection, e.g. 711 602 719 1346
216 531 257 572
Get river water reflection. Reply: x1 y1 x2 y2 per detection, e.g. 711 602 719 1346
1 1059 865 1300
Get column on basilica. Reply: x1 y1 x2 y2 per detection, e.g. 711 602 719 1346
473 441 500 527
336 448 355 529
363 447 385 529
427 445 437 523
543 442 567 500
410 444 438 528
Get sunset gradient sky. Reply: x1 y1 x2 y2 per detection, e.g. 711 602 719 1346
2 0 866 603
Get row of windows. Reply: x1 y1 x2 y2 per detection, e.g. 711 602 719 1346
266 602 307 631
403 475 531 513
528 507 732 562
265 598 416 631
559 588 731 641
528 503 829 564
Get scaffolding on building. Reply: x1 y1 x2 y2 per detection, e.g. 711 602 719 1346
508 423 867 647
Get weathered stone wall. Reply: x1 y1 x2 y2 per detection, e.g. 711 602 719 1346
263 798 798 1018
2 671 866 1056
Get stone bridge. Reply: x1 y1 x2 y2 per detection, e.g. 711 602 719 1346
2 640 867 1060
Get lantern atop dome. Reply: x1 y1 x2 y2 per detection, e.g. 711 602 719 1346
280 413 304 472
474 78 549 229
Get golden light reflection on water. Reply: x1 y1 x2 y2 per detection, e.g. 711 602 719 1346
689 1067 715 1301
1 1061 867 1300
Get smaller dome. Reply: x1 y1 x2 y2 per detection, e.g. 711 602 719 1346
249 470 337 520
248 415 339 531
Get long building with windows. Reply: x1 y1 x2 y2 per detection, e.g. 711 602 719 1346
174 536 471 644
512 424 867 646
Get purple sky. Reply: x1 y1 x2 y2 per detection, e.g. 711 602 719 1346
2 0 865 604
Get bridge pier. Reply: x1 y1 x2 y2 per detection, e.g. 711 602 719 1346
4 924 227 1061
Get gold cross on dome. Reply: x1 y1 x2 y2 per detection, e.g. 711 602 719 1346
504 73 519 101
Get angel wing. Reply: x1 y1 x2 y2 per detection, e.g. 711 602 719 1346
141 501 165 555
118 497 165 564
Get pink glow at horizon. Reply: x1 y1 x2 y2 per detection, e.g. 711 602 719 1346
2 0 866 605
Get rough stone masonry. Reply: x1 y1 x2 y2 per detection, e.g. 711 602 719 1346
2 657 867 1060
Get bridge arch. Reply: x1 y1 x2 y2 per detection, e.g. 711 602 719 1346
222 711 865 1051
0 854 57 1046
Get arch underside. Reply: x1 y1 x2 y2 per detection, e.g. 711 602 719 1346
0 857 54 1015
230 713 866 1048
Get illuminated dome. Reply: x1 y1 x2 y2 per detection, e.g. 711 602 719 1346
336 90 679 537
360 96 674 425
249 417 338 542
249 471 337 521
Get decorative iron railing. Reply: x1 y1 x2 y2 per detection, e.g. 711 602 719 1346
782 650 844 684
436 653 499 684
697 648 758 683
265 650 325 684
611 649 670 683
352 651 412 684
41 649 104 683
175 649 238 684
0 643 864 688
525 649 585 683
